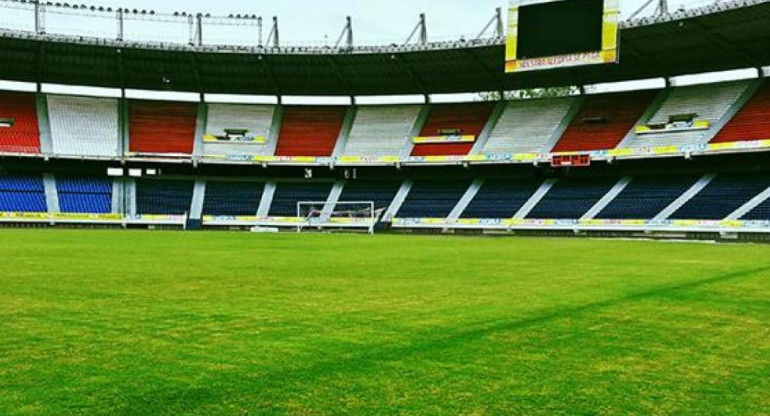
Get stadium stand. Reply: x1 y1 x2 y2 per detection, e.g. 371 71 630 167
56 176 112 213
711 81 770 143
460 178 542 219
47 95 120 157
670 172 770 220
742 197 770 220
135 179 194 215
204 104 276 157
397 179 472 218
0 91 41 154
276 106 346 157
622 81 751 148
129 100 197 155
268 182 334 217
596 174 700 219
202 181 265 216
410 103 496 157
337 180 403 213
483 97 576 154
0 173 47 212
527 177 619 219
343 105 421 156
552 90 659 152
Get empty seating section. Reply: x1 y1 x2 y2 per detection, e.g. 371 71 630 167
623 81 751 148
203 181 265 216
129 100 197 155
742 198 770 220
411 103 496 157
337 180 402 212
712 82 770 143
343 105 421 156
527 177 618 219
670 173 770 220
48 95 119 157
56 176 112 213
0 173 46 212
397 180 472 218
276 106 346 156
268 182 333 217
461 179 541 219
0 92 40 154
597 175 699 219
136 179 194 215
483 97 575 154
553 90 659 152
204 104 275 157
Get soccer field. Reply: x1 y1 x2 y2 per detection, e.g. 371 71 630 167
0 230 768 415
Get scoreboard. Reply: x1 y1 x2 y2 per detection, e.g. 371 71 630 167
506 0 620 73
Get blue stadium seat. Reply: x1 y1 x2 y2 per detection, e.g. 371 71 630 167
136 179 194 215
337 180 402 213
268 182 333 217
742 198 770 220
527 177 618 219
597 175 699 219
0 173 47 212
203 181 265 216
397 180 472 218
461 179 541 219
56 176 112 214
671 173 770 220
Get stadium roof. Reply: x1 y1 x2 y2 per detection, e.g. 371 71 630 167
0 0 769 96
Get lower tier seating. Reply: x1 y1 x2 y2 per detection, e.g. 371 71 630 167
0 173 47 212
203 181 265 216
136 179 194 215
742 197 770 220
0 92 41 154
460 179 541 218
671 172 770 220
527 177 618 219
268 182 333 217
597 175 700 219
397 180 472 218
56 176 112 213
337 180 403 213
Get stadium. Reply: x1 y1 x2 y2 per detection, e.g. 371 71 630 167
0 0 769 414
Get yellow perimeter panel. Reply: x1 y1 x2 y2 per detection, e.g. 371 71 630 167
506 0 619 73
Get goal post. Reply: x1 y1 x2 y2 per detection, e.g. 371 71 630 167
297 201 382 234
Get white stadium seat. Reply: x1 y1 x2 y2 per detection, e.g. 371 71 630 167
483 97 576 154
48 95 120 157
343 105 421 157
204 104 276 157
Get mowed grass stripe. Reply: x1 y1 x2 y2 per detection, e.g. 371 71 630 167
0 230 768 415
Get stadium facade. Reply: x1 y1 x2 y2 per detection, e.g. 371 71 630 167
2 0 770 238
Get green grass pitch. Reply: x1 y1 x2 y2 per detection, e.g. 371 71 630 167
1 229 769 415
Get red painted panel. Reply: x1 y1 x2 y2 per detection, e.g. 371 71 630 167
712 82 770 143
276 106 347 157
129 100 197 155
0 92 41 154
411 102 496 157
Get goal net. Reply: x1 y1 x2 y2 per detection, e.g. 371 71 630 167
297 201 385 232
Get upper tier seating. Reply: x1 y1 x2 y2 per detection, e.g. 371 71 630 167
343 105 421 157
460 178 541 219
276 106 347 157
597 175 699 219
203 181 265 216
0 173 47 212
397 180 472 218
129 100 197 155
670 172 770 220
337 180 403 213
268 182 333 217
0 92 41 154
622 81 751 149
48 95 120 157
527 177 618 219
204 104 276 157
553 90 659 152
483 97 576 154
56 176 112 214
136 179 194 215
712 81 770 143
411 103 496 157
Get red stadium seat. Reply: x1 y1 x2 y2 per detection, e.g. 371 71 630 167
276 106 347 157
411 103 496 157
552 90 659 153
0 91 41 154
129 100 197 155
712 82 770 143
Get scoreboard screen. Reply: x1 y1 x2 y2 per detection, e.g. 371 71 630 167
506 0 619 73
